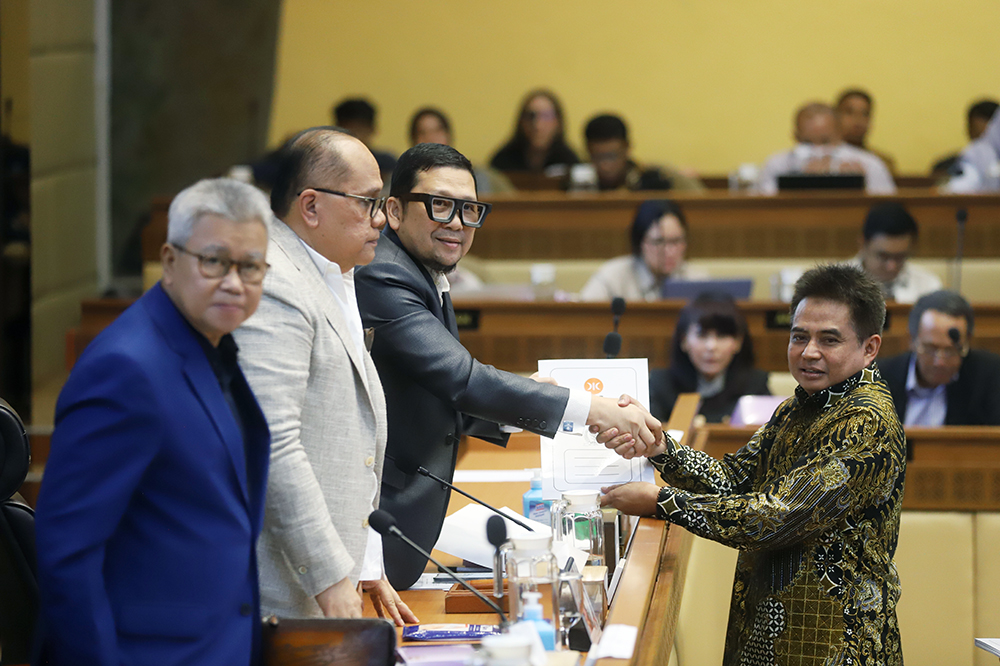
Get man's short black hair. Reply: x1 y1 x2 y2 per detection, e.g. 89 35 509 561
585 114 629 143
791 264 886 341
409 107 451 145
862 202 919 241
630 199 687 256
969 99 1000 123
269 126 349 218
836 88 873 109
390 143 476 198
333 98 376 127
908 290 975 339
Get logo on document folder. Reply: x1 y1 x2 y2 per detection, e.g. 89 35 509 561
583 378 604 394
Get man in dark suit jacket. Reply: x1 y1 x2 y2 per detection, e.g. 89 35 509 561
879 289 1000 426
355 143 662 589
34 178 272 666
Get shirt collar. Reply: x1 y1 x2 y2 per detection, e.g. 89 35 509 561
793 361 882 412
905 352 957 393
299 237 352 295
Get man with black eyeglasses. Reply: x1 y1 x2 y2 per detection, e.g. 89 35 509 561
880 290 1000 425
355 143 664 590
234 127 419 625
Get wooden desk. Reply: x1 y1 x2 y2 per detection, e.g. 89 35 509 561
470 190 1000 260
694 424 1000 511
376 395 701 666
69 298 1000 375
141 190 998 263
451 299 1000 375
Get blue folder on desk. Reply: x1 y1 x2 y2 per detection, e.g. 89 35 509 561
661 278 753 301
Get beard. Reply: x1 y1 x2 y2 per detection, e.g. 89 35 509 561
423 259 458 275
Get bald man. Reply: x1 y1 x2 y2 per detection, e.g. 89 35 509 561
756 101 895 195
234 127 417 624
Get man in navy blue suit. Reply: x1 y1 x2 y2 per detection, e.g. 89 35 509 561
34 178 272 666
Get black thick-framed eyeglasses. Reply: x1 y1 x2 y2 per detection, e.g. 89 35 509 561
397 192 492 228
299 187 387 219
171 244 270 284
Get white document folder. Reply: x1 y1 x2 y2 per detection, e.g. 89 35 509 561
537 358 655 500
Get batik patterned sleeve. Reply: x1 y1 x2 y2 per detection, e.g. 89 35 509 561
648 400 790 495
652 402 903 552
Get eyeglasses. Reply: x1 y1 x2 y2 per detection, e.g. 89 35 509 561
301 187 387 219
397 192 492 228
914 342 969 360
171 244 269 284
643 236 685 248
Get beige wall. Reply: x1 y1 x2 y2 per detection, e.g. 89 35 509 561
269 0 1000 175
1 0 31 143
30 0 99 385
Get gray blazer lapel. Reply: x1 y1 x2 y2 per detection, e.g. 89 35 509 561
268 218 373 396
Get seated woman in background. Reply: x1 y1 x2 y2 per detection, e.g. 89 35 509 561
490 89 579 172
649 292 770 423
579 199 705 301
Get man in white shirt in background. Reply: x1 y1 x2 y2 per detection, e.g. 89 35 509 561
850 202 941 303
756 102 896 195
234 127 418 624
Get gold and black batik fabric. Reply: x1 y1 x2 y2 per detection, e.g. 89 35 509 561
649 363 905 666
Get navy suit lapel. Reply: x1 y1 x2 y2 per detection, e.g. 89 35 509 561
383 227 453 333
144 284 251 507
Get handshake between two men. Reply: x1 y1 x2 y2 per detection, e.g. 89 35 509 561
590 393 671 518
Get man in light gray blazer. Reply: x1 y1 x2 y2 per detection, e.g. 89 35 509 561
234 127 417 624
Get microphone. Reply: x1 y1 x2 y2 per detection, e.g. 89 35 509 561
393 458 535 532
611 297 626 333
487 515 508 598
948 327 963 351
603 332 622 359
370 510 508 628
953 208 968 292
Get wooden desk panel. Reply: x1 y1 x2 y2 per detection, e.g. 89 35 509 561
71 298 1000 375
472 190 1000 260
695 424 1000 511
451 300 1000 375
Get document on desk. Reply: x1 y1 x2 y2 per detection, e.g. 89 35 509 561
537 358 654 499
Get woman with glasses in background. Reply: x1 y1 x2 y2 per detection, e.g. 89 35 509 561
490 89 579 173
580 199 706 302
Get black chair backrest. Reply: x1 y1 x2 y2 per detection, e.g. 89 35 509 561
0 398 29 503
0 397 37 664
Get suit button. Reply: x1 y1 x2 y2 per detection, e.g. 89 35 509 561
365 456 375 467
240 603 252 616
362 518 370 528
298 565 308 575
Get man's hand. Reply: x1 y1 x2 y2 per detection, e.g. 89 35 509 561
600 482 662 517
362 576 420 626
590 394 666 458
315 576 363 618
529 372 559 386
586 395 662 456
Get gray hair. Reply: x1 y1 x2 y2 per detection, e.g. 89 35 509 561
167 178 272 246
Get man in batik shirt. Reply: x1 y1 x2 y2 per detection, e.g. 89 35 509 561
601 264 905 666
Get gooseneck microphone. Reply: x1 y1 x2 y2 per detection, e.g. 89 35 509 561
611 297 626 333
486 515 508 599
948 327 963 351
603 332 622 359
393 459 535 532
369 510 508 628
953 208 968 292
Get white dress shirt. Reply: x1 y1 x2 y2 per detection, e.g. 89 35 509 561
756 143 896 195
300 239 383 582
903 354 949 427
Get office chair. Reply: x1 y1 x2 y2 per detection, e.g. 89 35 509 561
0 397 36 665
